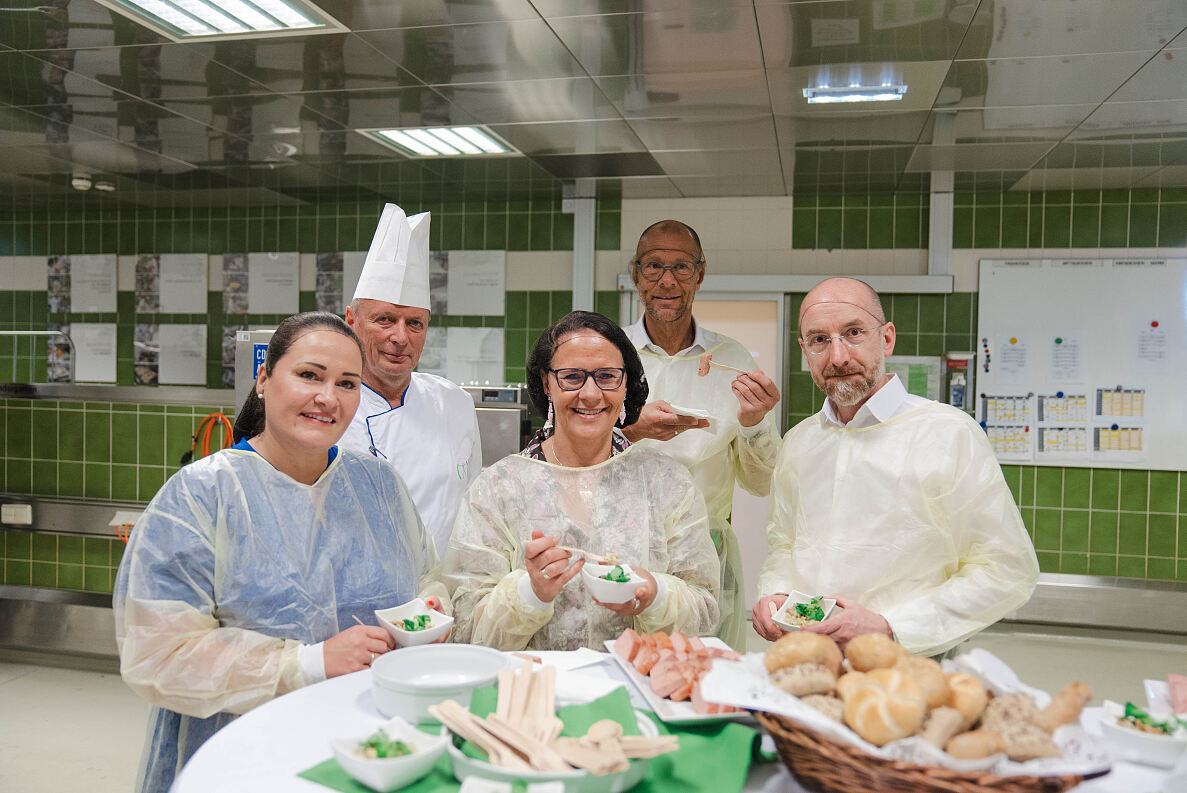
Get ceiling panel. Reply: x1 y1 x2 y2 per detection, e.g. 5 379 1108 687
627 116 778 151
486 120 647 155
594 71 771 118
906 142 1054 172
1012 166 1163 192
440 78 621 124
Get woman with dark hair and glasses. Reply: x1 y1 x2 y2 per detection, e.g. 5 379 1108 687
114 312 446 793
443 311 720 651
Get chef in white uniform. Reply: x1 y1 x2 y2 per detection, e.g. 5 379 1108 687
340 203 482 555
621 219 782 650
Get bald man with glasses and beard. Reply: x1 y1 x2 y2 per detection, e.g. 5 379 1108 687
621 219 782 651
751 277 1038 658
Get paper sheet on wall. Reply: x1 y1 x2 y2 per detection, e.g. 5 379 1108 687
134 324 159 384
247 252 299 314
444 327 505 385
68 254 117 312
995 334 1030 384
159 254 208 313
1135 321 1167 370
443 251 506 316
46 322 72 381
343 251 365 305
1047 333 1084 382
71 323 117 382
159 324 207 385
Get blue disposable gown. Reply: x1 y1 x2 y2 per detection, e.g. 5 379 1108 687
113 446 444 793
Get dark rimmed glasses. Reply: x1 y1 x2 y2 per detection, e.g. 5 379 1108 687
634 259 703 282
549 367 626 391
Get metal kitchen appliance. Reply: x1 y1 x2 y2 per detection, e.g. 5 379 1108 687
461 385 534 467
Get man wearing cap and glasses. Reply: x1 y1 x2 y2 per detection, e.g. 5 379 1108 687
751 277 1038 658
340 204 482 556
621 219 781 651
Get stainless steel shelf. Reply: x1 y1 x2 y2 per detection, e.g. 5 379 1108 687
0 382 235 407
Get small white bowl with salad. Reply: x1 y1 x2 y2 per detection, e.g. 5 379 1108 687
771 591 837 632
1098 700 1187 768
330 716 447 792
375 598 453 647
581 561 646 604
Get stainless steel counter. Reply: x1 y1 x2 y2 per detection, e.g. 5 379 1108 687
1008 573 1187 635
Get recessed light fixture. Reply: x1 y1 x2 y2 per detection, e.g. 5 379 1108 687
363 126 518 158
803 85 907 104
89 0 346 41
71 174 93 191
95 181 117 192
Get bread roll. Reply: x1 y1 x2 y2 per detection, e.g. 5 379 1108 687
764 631 843 676
771 663 836 697
835 671 869 702
845 633 908 672
802 694 845 722
946 673 988 730
982 693 1040 733
998 721 1061 761
945 729 1006 759
920 706 965 749
896 656 951 709
842 668 927 746
1034 682 1092 733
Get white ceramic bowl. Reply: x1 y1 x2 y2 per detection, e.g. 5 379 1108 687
581 562 645 605
330 716 448 793
371 644 508 724
1099 714 1187 768
446 709 657 793
375 599 454 647
771 590 838 633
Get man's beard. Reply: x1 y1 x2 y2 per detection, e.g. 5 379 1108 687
821 358 884 407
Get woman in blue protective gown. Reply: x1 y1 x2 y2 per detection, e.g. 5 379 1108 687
113 312 446 793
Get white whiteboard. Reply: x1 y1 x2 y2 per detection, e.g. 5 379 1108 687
977 258 1187 470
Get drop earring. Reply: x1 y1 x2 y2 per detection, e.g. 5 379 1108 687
618 403 626 426
545 397 554 429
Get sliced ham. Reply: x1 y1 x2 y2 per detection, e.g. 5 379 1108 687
613 628 642 662
670 632 693 654
687 636 706 651
652 631 673 651
1170 673 1187 713
690 682 719 714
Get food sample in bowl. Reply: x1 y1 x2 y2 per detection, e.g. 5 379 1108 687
785 596 827 626
602 564 632 583
401 614 433 632
355 730 414 759
1116 702 1186 736
771 591 837 633
375 598 454 647
581 562 646 604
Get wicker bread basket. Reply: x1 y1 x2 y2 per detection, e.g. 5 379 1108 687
757 711 1104 793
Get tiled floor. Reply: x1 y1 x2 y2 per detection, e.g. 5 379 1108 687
0 656 150 793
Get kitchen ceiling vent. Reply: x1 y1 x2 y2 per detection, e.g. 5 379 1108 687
90 0 347 42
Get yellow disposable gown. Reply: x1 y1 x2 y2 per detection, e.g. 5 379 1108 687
758 402 1039 657
632 334 780 650
442 446 720 651
114 446 445 793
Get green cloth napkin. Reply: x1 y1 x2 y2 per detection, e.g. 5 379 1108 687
299 687 763 793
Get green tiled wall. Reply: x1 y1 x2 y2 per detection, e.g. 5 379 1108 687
2 528 124 593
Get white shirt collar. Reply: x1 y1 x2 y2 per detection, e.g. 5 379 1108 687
820 374 926 429
624 316 718 357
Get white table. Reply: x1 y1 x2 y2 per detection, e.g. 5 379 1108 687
171 651 1177 793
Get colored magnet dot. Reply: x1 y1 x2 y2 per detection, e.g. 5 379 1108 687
1055 337 1063 344
1057 391 1064 398
1111 424 1119 431
1010 338 1018 344
1151 321 1159 328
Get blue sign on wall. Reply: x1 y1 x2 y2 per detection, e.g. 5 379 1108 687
253 343 268 380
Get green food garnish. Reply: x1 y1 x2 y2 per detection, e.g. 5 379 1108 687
1121 702 1177 735
603 565 631 583
401 613 432 631
357 730 413 758
794 596 826 622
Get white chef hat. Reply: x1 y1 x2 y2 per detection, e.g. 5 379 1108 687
352 203 432 311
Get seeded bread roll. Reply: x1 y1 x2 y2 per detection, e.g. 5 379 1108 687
802 694 845 723
843 668 927 746
945 729 1007 759
896 656 951 709
920 706 965 749
1034 682 1092 733
764 631 843 676
982 693 1041 733
770 663 836 697
946 673 989 730
998 721 1062 761
844 633 908 672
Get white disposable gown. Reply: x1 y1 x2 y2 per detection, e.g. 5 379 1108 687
442 446 721 651
339 372 482 555
757 402 1039 657
628 329 780 650
113 447 444 793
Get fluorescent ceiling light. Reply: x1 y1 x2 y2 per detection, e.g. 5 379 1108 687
90 0 343 41
803 85 907 104
367 126 517 158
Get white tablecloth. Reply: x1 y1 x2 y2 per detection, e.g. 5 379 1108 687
170 651 1177 793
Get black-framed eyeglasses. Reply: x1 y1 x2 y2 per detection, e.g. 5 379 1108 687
634 259 703 282
549 367 626 391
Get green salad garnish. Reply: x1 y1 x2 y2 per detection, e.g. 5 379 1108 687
794 596 826 622
603 564 631 583
1120 702 1185 735
357 730 413 759
401 613 432 631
